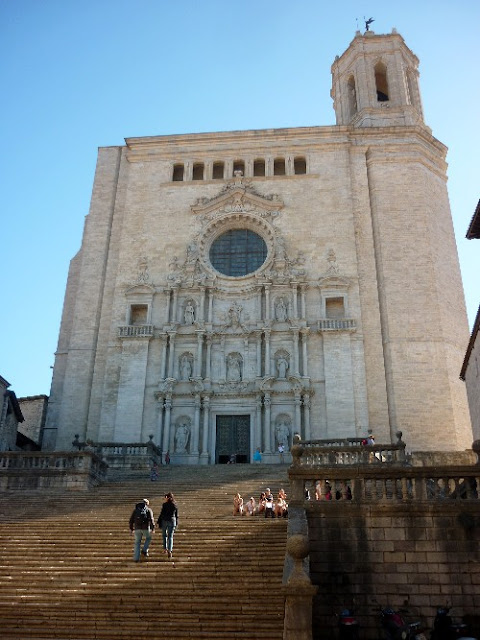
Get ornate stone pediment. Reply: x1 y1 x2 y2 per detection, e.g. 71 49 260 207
318 275 351 290
125 283 156 297
191 175 283 224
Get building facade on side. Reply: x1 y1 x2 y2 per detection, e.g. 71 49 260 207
460 200 480 442
0 376 24 451
44 29 473 463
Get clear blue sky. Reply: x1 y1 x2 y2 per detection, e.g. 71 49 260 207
1 0 479 398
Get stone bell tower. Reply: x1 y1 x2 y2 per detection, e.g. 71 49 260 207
331 28 424 127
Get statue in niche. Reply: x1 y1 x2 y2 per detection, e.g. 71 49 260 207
184 300 195 325
137 256 150 284
276 354 289 379
186 240 199 264
175 422 190 453
275 418 291 451
327 249 340 275
226 354 242 382
228 302 242 327
180 355 192 381
275 297 288 322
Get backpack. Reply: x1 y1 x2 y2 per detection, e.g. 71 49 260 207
133 502 150 528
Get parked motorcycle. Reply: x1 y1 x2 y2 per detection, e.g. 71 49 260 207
337 608 359 639
431 606 477 640
379 606 427 640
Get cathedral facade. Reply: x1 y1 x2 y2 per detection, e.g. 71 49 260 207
45 30 473 462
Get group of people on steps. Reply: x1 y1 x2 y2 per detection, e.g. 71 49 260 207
129 493 178 562
233 487 288 518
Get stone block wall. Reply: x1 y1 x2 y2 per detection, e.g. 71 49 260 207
308 501 480 639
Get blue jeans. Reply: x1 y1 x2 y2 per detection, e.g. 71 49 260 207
162 521 176 552
133 528 152 562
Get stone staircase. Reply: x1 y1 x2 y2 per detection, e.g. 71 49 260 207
0 464 289 639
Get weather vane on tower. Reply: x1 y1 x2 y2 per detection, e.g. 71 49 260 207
365 17 375 31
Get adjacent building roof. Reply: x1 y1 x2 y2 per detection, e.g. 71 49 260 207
460 304 480 380
466 199 480 239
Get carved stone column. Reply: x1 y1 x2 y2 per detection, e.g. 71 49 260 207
303 393 311 440
159 333 168 379
264 393 272 453
205 334 212 381
155 393 164 448
201 394 210 462
264 329 271 376
163 396 172 453
256 330 262 377
220 335 226 380
199 286 206 322
164 289 172 324
256 394 263 452
294 393 302 435
265 284 271 322
300 284 307 319
167 332 176 378
292 284 298 318
172 287 179 324
300 327 309 377
192 394 201 455
292 328 300 376
243 338 249 378
208 288 214 322
195 330 204 378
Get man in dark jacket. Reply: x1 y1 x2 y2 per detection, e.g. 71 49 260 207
129 498 155 562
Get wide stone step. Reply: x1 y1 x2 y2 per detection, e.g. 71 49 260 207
0 465 289 640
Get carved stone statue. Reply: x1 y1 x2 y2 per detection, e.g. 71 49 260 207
277 355 289 379
184 300 195 325
226 354 242 382
228 302 242 327
275 419 291 451
275 297 288 322
327 249 340 274
180 355 192 381
175 422 190 453
186 240 198 264
137 256 149 283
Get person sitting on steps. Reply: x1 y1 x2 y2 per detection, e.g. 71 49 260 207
233 492 244 516
244 496 256 516
264 488 275 518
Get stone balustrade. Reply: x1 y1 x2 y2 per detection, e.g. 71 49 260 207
291 434 407 468
288 436 479 504
284 437 480 639
317 318 356 331
118 324 153 338
0 451 108 490
72 435 162 470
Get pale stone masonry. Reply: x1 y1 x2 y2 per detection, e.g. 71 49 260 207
45 30 473 460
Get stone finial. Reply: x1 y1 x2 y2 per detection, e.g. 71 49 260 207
472 440 480 466
286 535 311 586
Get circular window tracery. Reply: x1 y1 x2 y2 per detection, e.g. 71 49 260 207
209 229 268 277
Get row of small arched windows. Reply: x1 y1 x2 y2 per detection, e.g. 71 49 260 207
172 156 307 182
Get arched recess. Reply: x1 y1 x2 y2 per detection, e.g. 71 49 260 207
347 74 357 119
374 62 389 101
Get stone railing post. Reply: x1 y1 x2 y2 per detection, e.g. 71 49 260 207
282 534 318 640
